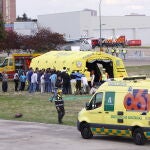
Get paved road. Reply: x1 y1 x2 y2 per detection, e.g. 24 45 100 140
123 48 150 66
0 119 150 150
124 58 150 66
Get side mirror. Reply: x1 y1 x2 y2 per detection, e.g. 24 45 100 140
85 102 90 110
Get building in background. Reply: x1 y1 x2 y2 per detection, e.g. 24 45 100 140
0 0 3 15
14 21 38 35
37 9 150 46
0 0 16 23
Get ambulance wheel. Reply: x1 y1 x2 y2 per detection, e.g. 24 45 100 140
81 123 93 139
133 128 146 145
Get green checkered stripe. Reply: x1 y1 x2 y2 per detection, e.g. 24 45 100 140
91 128 131 137
144 132 150 139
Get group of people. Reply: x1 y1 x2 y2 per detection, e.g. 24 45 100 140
1 66 109 95
26 67 109 95
0 70 27 93
105 47 127 59
25 67 93 95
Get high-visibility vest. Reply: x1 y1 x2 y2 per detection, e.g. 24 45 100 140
111 49 115 53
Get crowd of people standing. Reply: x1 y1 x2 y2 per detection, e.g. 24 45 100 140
105 47 127 60
25 67 90 95
1 67 109 95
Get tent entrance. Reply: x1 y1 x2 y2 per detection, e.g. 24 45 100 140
86 60 114 83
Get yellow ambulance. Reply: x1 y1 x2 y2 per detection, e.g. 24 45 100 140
77 76 150 145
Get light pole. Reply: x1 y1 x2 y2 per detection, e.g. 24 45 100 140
99 0 103 51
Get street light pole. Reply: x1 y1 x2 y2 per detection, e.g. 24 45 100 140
99 0 103 52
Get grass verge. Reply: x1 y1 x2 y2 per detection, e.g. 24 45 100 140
0 65 149 126
0 92 90 126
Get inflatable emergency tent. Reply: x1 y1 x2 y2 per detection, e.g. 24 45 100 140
30 51 127 81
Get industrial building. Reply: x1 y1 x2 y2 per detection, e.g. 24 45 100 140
0 0 16 23
37 9 150 46
14 21 38 35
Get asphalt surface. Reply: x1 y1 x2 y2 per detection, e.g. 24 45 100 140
124 58 150 66
0 119 150 150
123 48 150 66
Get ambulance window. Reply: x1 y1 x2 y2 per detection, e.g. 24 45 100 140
2 59 8 67
95 93 103 108
89 92 103 110
9 58 13 66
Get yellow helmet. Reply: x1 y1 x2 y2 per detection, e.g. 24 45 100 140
57 89 62 93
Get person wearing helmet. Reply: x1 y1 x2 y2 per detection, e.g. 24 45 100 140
49 89 65 124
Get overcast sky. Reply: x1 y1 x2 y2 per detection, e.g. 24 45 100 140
16 0 150 18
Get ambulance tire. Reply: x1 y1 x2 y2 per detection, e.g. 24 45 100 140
133 128 146 145
81 123 93 139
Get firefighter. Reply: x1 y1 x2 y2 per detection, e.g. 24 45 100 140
50 89 65 124
111 48 115 55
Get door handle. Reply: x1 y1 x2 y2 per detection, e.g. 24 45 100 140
105 112 109 114
98 112 102 113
